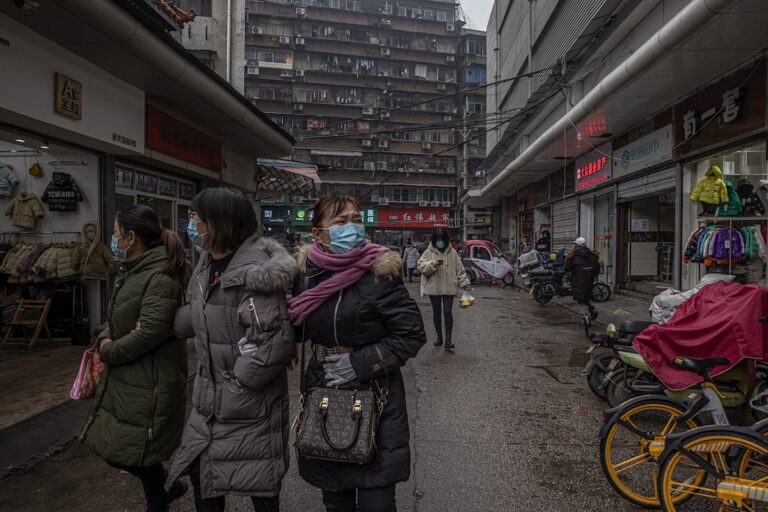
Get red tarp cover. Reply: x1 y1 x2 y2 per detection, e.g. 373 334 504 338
632 282 768 391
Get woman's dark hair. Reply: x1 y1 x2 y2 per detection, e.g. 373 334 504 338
190 187 258 253
311 194 362 229
116 204 187 280
430 228 450 247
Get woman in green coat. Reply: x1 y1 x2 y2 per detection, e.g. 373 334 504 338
81 205 189 512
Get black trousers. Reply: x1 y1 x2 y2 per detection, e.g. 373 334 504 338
429 295 454 341
189 458 280 512
322 486 396 512
108 462 168 512
406 267 415 281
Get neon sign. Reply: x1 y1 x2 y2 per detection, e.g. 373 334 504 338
575 144 613 192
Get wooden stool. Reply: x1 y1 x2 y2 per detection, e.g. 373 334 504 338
0 299 53 351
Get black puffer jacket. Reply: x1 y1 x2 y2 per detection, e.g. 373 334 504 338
565 247 600 303
292 245 426 491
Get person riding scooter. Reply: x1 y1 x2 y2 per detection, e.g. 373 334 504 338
565 237 601 321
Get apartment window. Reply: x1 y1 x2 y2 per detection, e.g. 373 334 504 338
414 64 428 79
467 100 486 115
179 0 212 17
423 9 433 20
436 11 447 22
467 39 486 56
398 6 406 16
329 0 341 8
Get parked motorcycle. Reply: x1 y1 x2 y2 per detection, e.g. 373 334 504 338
529 269 611 305
582 320 661 404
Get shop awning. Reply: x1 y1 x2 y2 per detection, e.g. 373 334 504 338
256 159 320 195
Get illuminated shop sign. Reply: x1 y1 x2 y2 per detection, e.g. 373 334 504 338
575 143 612 192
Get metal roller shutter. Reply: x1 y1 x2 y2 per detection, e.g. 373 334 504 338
617 167 677 202
551 197 578 251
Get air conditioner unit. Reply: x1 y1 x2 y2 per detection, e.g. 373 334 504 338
441 201 452 207
246 66 260 76
443 115 453 121
421 142 432 151
362 106 374 115
446 23 455 32
437 83 447 91
295 69 305 77
364 161 375 170
430 200 440 207
419 200 428 207
251 26 263 35
280 70 293 78
370 37 379 45
295 37 305 46
446 55 455 63
296 7 307 17
381 48 391 56
294 103 304 112
279 36 290 45
378 140 389 148
380 111 391 119
378 198 390 206
361 139 373 147
381 18 392 26
377 161 388 170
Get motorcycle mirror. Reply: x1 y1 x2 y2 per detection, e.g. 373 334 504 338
605 323 617 338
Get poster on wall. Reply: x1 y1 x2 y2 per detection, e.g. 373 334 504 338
158 177 178 198
135 172 158 193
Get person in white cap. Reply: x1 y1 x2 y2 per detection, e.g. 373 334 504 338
565 237 601 319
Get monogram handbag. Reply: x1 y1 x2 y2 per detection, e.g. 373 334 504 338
295 337 388 464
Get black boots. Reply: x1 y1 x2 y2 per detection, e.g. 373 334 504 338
444 329 454 352
433 337 443 346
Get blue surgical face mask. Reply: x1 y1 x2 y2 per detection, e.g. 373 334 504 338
187 217 207 247
327 223 366 254
111 234 129 260
435 241 446 251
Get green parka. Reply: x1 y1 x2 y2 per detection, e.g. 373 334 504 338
81 246 187 467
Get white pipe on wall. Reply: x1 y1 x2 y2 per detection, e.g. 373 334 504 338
470 0 740 202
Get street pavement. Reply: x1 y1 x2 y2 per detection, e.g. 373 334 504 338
0 283 634 511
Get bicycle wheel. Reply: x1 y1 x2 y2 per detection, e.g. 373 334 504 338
658 427 768 511
599 396 702 508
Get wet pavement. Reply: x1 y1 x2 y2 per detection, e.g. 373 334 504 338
0 283 634 511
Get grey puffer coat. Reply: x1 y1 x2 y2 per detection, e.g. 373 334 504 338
165 236 297 499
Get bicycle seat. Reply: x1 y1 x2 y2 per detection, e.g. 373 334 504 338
672 357 730 373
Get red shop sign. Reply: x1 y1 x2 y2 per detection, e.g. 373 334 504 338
146 105 223 172
378 208 450 229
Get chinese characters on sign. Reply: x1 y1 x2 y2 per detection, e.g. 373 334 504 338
675 59 766 156
114 166 134 189
158 177 178 197
112 133 137 148
54 73 82 120
146 106 223 172
575 143 613 192
683 87 743 139
135 172 158 194
178 183 195 200
613 125 673 179
378 208 449 228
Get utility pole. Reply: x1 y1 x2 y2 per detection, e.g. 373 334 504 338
461 114 469 242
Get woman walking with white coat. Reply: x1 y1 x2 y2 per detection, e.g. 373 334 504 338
417 229 470 352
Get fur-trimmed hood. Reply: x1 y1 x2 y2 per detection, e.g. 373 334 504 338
219 236 298 294
295 243 403 279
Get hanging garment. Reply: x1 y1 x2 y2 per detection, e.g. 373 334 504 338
5 192 45 229
0 163 20 198
42 172 84 212
718 180 743 216
691 165 729 205
738 179 766 216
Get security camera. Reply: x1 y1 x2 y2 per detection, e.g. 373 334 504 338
15 0 40 10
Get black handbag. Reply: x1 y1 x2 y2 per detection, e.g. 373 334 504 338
295 333 388 464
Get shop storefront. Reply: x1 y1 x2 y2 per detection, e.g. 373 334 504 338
576 143 615 286
375 207 450 246
678 59 767 291
612 124 678 291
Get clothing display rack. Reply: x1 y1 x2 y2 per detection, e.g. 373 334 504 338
696 215 768 280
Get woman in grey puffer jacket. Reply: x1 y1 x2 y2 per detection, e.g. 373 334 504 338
165 188 297 512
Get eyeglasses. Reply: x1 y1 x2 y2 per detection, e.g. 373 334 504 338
187 210 199 220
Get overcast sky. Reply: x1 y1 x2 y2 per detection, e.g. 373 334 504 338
461 0 495 31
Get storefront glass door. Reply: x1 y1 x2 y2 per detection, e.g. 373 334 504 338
593 193 614 284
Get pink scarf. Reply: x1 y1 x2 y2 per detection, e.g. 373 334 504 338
288 242 389 326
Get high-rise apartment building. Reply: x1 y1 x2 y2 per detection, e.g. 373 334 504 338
180 0 487 243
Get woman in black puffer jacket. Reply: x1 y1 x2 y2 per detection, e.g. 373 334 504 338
290 194 426 512
565 237 601 319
